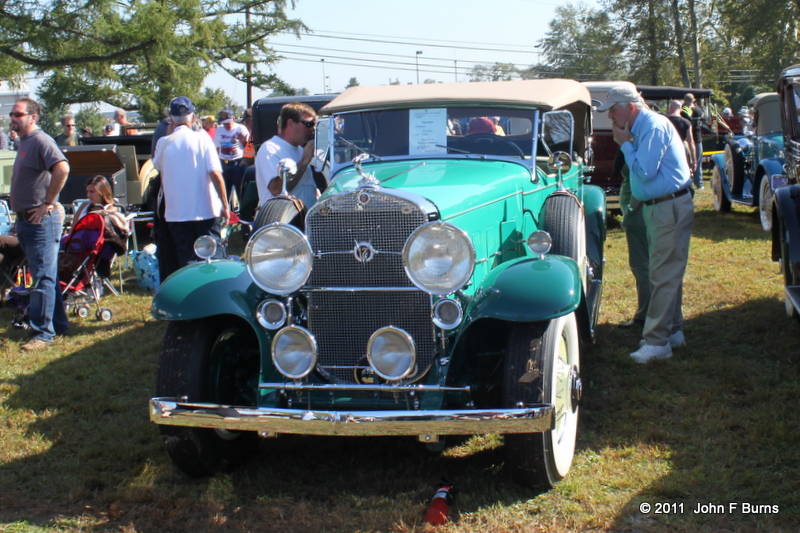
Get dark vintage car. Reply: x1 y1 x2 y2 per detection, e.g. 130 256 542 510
710 92 786 231
582 82 713 212
149 79 606 489
771 65 800 318
251 94 336 146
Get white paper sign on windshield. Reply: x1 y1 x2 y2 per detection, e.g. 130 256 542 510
409 108 447 154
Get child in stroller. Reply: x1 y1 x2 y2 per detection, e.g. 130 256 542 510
59 176 129 321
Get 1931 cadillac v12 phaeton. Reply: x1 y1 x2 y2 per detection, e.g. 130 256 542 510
149 79 606 489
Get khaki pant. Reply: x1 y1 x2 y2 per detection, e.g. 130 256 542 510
622 205 650 322
642 193 694 345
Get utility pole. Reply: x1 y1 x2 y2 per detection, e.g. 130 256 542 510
245 7 252 108
321 58 327 93
416 51 423 84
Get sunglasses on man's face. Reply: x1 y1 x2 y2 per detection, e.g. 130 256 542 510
298 119 316 128
9 112 30 118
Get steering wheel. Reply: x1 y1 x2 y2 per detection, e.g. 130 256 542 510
452 133 525 158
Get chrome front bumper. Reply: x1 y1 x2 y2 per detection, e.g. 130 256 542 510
150 397 554 439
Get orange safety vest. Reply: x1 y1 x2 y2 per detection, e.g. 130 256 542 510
243 135 255 159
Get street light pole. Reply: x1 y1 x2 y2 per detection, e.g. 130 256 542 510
321 58 326 93
416 51 423 84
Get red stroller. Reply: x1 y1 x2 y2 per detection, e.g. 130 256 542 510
59 212 114 321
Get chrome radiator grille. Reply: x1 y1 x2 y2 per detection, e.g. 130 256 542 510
304 190 435 383
305 191 427 287
307 291 435 383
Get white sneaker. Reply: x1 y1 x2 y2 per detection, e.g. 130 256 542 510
631 343 673 363
669 330 686 348
638 330 686 349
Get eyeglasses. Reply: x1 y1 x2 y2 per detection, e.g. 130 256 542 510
65 124 76 128
9 112 30 118
298 119 316 128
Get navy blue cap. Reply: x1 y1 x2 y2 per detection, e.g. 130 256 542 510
169 96 195 117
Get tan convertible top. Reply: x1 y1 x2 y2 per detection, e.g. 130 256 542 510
321 79 591 114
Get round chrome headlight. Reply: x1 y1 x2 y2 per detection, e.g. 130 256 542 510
367 327 416 381
244 223 313 295
433 298 463 330
256 299 287 330
194 235 217 260
402 221 475 295
527 230 552 256
271 326 317 379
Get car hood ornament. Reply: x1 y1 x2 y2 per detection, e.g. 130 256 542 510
354 153 380 190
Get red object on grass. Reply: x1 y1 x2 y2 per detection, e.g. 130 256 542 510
423 480 454 526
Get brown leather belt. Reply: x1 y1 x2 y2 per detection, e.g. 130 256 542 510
643 187 691 206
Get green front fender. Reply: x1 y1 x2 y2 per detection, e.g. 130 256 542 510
466 255 582 322
151 260 261 323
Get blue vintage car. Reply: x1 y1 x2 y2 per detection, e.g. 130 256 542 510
710 92 786 231
771 65 800 318
149 79 605 489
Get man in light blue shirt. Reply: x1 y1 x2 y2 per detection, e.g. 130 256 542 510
599 83 694 363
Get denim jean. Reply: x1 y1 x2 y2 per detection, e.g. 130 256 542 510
221 160 245 203
692 140 704 188
16 210 69 342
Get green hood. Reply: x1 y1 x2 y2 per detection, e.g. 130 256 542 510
325 159 536 220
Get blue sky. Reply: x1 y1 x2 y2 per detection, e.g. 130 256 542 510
208 0 601 106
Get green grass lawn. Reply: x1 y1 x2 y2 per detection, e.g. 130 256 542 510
1 186 799 532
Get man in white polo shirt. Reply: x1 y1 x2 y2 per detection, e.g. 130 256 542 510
153 96 229 281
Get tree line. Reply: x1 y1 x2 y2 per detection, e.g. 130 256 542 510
468 0 800 112
2 0 797 122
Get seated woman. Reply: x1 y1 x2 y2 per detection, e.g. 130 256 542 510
70 175 130 277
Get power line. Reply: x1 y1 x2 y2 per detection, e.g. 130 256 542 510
277 29 541 56
274 42 509 69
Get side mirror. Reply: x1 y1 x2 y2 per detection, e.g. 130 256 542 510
548 151 573 173
313 117 330 173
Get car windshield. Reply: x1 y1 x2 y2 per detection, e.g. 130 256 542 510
329 107 541 165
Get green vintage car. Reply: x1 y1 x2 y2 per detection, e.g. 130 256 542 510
149 79 606 489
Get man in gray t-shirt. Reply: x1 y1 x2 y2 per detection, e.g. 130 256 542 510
9 96 71 350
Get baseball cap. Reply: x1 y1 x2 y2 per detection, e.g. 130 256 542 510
170 96 195 117
218 109 233 124
596 83 643 112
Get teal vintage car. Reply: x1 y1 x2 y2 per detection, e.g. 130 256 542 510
149 79 606 489
710 92 786 231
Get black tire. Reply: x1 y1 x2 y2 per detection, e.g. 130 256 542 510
503 313 581 488
711 164 732 212
780 225 800 321
156 319 261 478
543 194 588 291
724 143 745 195
252 197 307 233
